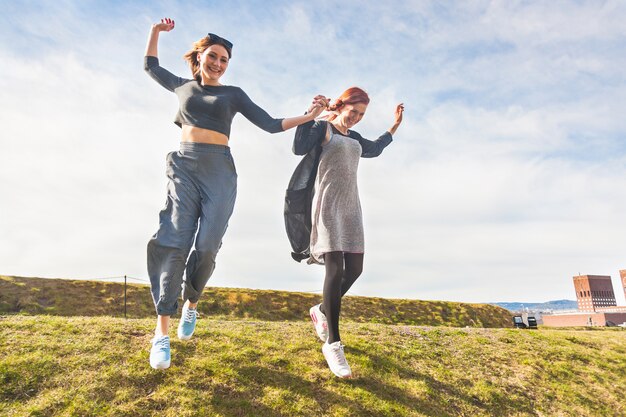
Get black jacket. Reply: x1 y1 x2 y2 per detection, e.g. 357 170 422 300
284 119 393 262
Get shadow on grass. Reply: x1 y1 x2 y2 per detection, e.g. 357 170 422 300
349 345 538 417
118 333 537 416
225 365 373 417
175 348 467 416
0 357 61 403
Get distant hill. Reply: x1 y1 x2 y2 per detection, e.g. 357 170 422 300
0 275 512 327
490 299 578 312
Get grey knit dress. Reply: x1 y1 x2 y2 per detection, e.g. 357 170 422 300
309 125 364 264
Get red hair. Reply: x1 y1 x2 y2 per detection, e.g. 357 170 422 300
326 87 370 122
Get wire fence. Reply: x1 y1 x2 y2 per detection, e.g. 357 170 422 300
82 276 361 319
96 275 149 283
86 275 150 318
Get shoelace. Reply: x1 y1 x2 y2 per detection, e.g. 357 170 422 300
154 337 169 350
183 308 197 323
331 343 348 366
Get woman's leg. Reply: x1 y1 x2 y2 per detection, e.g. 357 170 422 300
147 150 201 369
341 253 364 296
319 252 363 314
155 315 170 337
147 151 201 332
321 251 353 378
323 251 345 344
182 148 237 305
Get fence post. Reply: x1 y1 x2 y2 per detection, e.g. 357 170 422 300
124 275 127 319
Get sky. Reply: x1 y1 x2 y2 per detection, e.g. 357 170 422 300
1 0 626 304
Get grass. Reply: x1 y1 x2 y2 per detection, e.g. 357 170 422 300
2 276 624 416
1 315 625 417
0 275 512 327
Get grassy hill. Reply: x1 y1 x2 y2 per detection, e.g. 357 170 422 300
2 276 624 416
1 315 625 417
0 275 512 328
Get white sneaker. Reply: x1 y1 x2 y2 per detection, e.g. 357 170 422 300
322 341 352 378
309 304 329 342
149 335 171 370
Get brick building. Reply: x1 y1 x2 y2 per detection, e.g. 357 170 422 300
542 272 626 327
542 310 626 327
573 275 617 311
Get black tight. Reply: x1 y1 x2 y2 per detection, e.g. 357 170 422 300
320 252 364 344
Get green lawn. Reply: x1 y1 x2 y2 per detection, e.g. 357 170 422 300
1 315 625 417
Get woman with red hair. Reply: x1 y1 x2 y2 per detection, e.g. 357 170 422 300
286 87 404 378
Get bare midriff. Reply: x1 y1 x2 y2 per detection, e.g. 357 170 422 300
181 125 229 145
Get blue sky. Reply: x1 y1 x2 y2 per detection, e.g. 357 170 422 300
2 0 626 304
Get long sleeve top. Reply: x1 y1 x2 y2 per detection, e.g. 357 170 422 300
292 119 393 157
144 56 284 137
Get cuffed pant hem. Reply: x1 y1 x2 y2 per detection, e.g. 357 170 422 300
156 305 179 317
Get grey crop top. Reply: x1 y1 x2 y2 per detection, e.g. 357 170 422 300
144 56 284 137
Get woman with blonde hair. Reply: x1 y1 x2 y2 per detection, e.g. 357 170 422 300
286 87 404 377
144 17 326 369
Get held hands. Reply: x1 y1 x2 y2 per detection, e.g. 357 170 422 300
153 17 175 33
307 95 330 119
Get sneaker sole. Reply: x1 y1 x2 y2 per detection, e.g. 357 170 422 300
177 332 193 340
330 369 353 379
150 360 171 370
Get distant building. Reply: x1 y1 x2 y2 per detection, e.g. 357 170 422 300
542 272 626 327
542 310 626 327
573 275 617 311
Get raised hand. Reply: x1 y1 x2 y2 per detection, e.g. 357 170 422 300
146 18 175 57
394 103 404 125
153 17 175 33
387 103 404 135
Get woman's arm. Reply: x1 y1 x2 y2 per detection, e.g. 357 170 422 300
291 95 330 154
237 91 328 134
280 95 328 131
355 103 405 158
145 17 174 58
143 18 188 92
387 103 404 136
293 119 327 155
353 131 393 158
284 95 328 131
281 114 315 131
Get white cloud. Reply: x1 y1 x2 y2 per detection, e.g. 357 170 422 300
1 0 626 304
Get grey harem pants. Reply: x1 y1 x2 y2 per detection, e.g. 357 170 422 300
148 142 237 316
